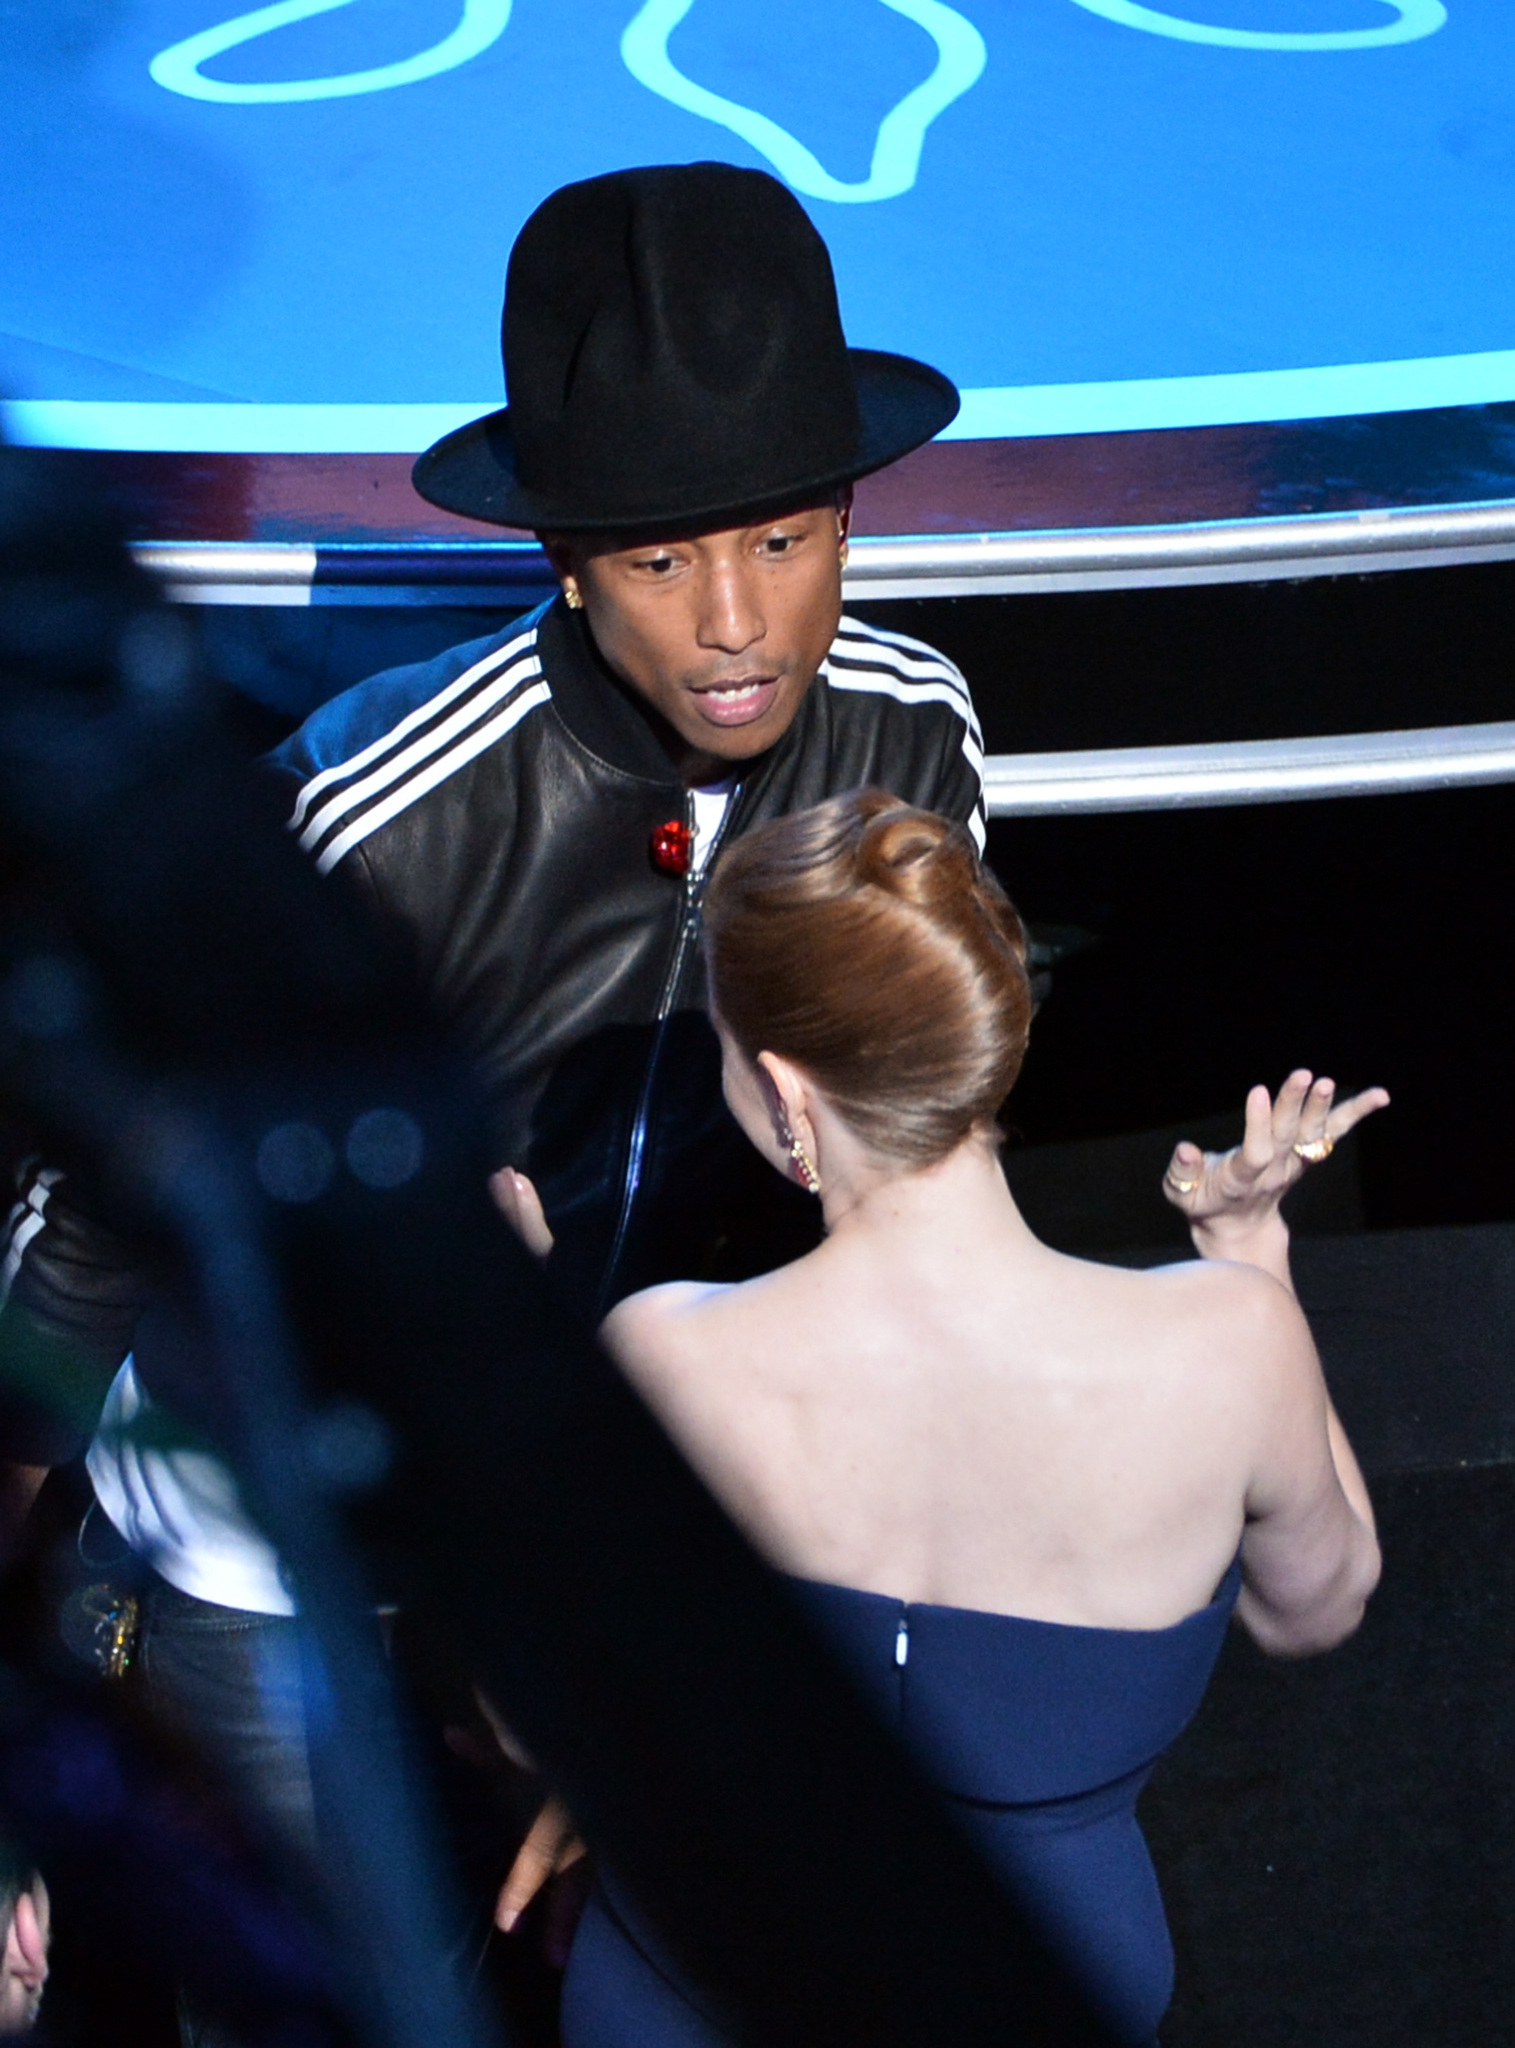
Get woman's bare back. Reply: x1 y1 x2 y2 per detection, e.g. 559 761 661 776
605 1142 1325 1633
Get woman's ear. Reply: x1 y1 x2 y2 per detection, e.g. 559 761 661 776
756 1052 823 1193
756 1050 804 1141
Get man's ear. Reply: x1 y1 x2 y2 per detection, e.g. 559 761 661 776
834 484 853 546
538 532 578 588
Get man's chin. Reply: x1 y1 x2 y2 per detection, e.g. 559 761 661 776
684 718 786 767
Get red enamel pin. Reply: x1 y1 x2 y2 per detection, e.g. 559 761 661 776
650 819 693 876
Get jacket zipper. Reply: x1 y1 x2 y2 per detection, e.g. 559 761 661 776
599 782 742 1311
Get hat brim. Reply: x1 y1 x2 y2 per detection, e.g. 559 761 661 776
411 350 960 533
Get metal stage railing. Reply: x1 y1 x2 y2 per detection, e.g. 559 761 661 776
135 535 1515 817
134 494 1515 606
982 720 1515 816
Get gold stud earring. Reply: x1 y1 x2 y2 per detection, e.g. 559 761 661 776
838 541 849 571
564 583 583 611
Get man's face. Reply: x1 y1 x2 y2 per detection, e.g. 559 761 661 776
546 498 848 779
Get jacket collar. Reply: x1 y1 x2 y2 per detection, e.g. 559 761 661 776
538 594 686 786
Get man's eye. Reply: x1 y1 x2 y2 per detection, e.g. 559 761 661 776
762 532 798 555
636 554 678 574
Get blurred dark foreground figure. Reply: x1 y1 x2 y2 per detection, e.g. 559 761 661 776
0 442 1119 2047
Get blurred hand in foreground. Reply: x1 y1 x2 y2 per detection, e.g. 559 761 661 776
494 1796 588 1963
489 1167 554 1259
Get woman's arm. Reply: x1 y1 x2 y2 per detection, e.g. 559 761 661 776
1232 1284 1381 1655
1162 1074 1385 1651
1166 1071 1382 1606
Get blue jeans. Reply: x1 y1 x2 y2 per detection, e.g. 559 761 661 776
136 1576 319 2048
138 1575 317 1868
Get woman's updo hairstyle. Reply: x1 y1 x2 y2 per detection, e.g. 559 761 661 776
703 789 1031 1168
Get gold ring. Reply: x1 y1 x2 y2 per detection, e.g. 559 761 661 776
1165 1170 1201 1196
1292 1135 1335 1164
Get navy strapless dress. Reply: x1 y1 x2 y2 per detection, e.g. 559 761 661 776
561 1562 1241 2048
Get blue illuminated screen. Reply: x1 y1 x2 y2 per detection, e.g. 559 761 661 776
3 0 1513 451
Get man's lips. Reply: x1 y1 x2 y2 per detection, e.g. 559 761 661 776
688 675 782 728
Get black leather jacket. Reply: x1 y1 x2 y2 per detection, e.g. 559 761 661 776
0 595 984 1456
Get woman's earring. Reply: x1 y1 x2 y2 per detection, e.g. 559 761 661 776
777 1107 822 1195
563 582 584 610
788 1134 822 1196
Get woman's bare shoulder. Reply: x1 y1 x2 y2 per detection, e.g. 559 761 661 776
1130 1254 1321 1393
601 1275 773 1377
602 1264 815 1393
1047 1248 1313 1373
1125 1251 1288 1306
1062 1244 1271 1300
603 1279 724 1348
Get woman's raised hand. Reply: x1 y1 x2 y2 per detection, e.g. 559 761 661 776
1162 1071 1389 1264
489 1166 556 1258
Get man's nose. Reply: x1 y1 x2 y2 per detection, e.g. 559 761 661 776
695 560 765 655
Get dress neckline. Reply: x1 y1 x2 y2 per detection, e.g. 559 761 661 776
785 1556 1242 1638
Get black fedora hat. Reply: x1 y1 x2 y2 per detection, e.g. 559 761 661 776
412 162 959 533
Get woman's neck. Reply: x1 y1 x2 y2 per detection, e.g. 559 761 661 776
816 1126 1034 1258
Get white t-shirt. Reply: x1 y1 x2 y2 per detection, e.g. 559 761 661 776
87 1359 294 1615
690 779 735 874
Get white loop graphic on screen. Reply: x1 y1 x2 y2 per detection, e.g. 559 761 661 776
1066 0 1445 51
620 0 987 203
149 0 513 104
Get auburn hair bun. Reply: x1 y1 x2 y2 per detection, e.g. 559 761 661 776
704 789 1031 1168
